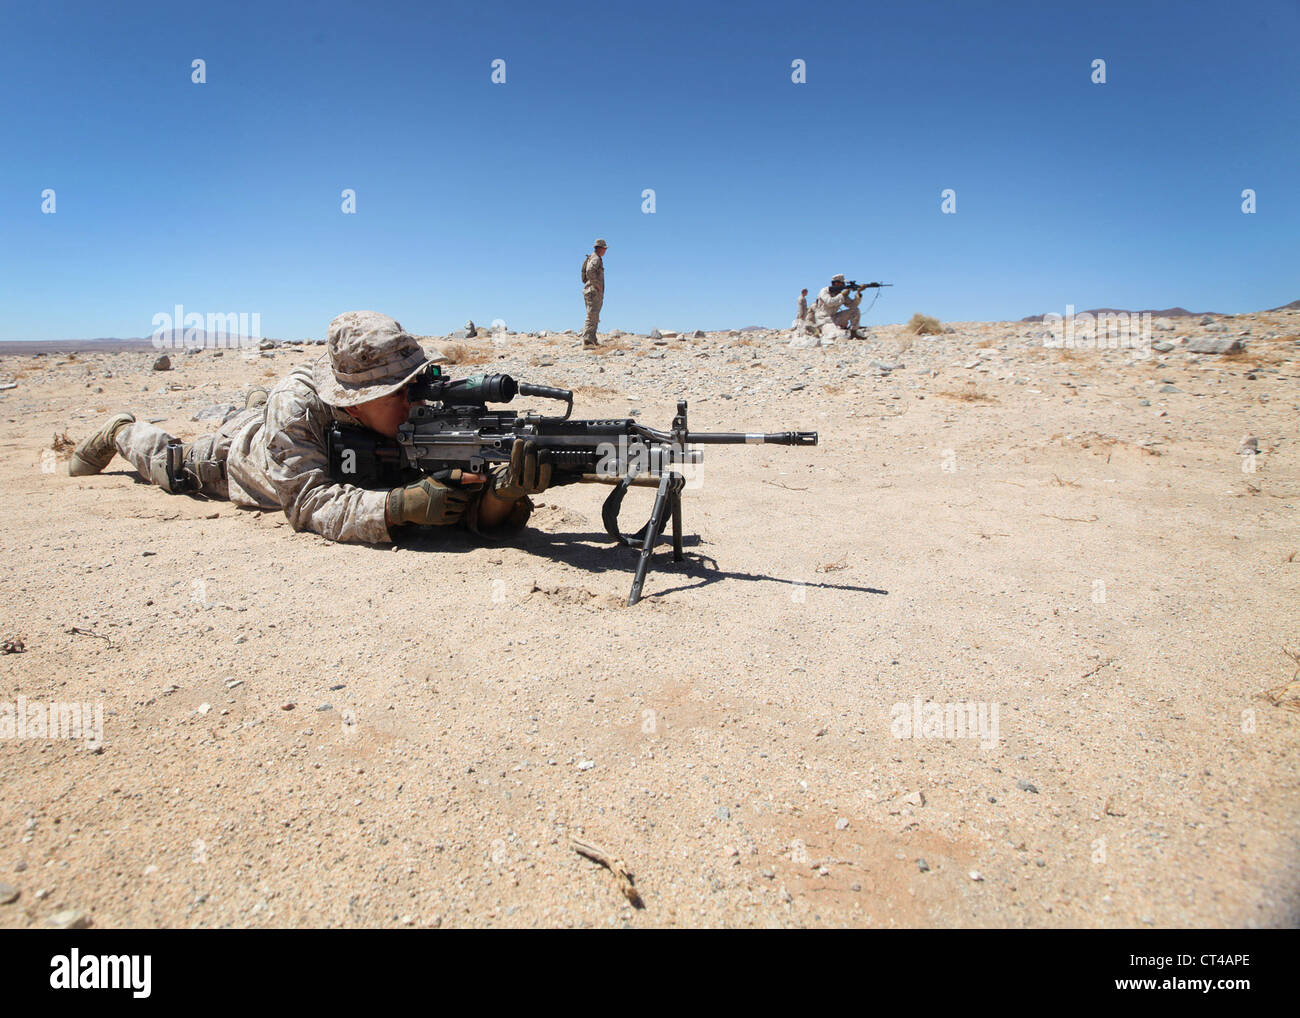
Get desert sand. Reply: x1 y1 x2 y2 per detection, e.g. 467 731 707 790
1 310 1297 928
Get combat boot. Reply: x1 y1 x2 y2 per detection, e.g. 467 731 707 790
68 413 135 476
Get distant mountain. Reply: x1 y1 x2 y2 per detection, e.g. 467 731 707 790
1020 307 1225 322
0 333 286 355
1022 299 1300 322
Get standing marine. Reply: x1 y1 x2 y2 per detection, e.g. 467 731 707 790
580 239 607 348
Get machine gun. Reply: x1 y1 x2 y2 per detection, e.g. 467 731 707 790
326 363 818 605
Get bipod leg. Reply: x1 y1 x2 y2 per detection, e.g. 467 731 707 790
628 471 675 607
671 483 683 561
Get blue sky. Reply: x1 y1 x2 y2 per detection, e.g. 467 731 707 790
1 0 1296 340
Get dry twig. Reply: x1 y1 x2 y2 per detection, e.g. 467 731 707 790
571 837 644 909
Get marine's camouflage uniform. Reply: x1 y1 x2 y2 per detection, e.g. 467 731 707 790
813 284 862 332
581 252 604 344
113 363 527 543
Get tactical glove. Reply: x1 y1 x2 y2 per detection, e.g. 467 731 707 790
386 473 473 527
493 440 553 501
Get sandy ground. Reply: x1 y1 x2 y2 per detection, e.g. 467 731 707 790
1 311 1297 928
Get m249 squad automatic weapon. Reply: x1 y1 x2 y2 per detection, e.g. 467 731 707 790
326 363 818 606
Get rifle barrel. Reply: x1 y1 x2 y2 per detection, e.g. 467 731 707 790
686 431 818 446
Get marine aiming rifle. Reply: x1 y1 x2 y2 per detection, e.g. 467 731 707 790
326 363 819 606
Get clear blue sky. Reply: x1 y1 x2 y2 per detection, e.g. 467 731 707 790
1 0 1296 340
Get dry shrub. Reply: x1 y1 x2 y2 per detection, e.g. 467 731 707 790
937 385 997 403
589 337 631 356
822 383 845 395
1220 335 1297 369
907 313 943 336
50 431 74 455
577 384 621 399
438 342 495 366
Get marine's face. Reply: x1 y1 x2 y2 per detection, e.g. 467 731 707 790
346 387 411 439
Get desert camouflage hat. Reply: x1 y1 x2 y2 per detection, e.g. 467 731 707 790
313 311 442 407
831 273 846 284
594 238 608 249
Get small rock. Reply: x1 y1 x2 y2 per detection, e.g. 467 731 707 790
692 330 706 338
0 882 19 904
576 760 595 771
152 355 172 371
1160 384 1181 393
1016 779 1039 794
715 806 730 821
722 845 739 858
835 817 849 830
917 858 930 873
969 870 984 882
1199 315 1215 325
1138 399 1151 407
1151 341 1174 353
649 329 662 340
1237 435 1258 455
45 909 91 929
280 703 295 711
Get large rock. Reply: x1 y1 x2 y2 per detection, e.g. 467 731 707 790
152 355 171 371
192 403 238 423
1186 337 1243 355
789 333 824 349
